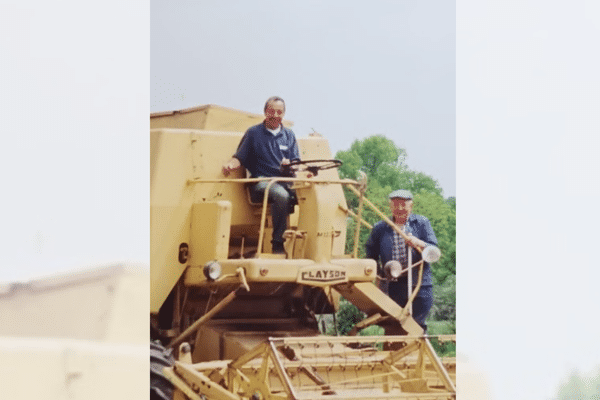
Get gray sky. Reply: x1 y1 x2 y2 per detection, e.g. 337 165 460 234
1 1 600 400
150 0 456 198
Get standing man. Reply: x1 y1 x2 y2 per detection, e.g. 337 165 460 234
222 96 300 254
365 189 439 333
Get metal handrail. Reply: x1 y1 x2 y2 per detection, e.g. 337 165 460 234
187 176 363 257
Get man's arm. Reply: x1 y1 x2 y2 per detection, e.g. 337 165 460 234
223 129 253 176
405 234 429 251
406 216 438 250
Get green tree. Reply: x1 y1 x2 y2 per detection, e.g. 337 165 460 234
337 136 443 210
337 135 406 180
554 368 600 400
412 191 456 285
446 196 456 211
431 275 456 320
335 298 365 336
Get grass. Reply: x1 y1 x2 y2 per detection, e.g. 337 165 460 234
427 320 455 335
427 319 456 357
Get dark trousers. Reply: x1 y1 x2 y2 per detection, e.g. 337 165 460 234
381 280 433 332
249 180 292 245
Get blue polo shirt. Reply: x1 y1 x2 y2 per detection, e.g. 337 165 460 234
233 123 300 178
365 214 438 287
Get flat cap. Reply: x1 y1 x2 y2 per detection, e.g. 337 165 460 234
389 189 413 200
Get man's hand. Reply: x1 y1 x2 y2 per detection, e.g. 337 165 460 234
281 158 314 178
280 158 296 177
405 233 425 250
222 158 241 176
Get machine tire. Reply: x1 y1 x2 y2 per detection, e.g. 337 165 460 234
151 341 175 400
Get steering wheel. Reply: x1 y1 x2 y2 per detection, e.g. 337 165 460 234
282 159 343 177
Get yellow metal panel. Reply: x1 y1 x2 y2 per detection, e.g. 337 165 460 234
295 136 348 256
151 129 195 312
296 135 337 160
203 105 263 131
150 205 191 313
187 130 263 227
334 281 406 317
295 182 348 262
189 201 232 266
193 326 222 362
189 131 242 179
184 258 374 287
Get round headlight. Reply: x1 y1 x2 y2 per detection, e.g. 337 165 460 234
203 261 222 281
422 246 441 263
384 260 402 280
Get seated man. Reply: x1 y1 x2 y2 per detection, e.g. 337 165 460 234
222 96 300 254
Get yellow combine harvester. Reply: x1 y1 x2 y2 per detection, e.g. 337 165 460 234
150 105 456 400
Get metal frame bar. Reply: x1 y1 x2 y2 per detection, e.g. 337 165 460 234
187 176 363 257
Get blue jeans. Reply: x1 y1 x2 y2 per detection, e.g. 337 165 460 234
249 180 292 246
383 280 433 332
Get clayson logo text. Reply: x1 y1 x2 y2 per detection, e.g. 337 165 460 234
301 269 346 282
